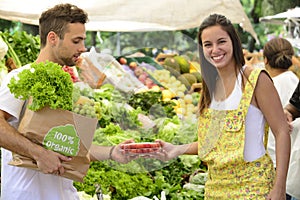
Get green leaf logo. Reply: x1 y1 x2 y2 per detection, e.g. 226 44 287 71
42 124 80 156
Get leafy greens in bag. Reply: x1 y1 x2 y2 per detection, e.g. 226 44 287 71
8 61 73 111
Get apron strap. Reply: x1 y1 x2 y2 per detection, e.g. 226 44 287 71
239 68 271 149
239 68 263 110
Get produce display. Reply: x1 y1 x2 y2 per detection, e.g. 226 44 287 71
69 52 205 199
4 30 300 199
0 31 40 70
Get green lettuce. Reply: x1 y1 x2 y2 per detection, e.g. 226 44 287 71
8 61 73 111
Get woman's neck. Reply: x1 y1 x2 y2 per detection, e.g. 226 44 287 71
217 64 239 83
215 67 239 101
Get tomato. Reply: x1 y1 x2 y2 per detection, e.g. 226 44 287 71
120 142 161 155
130 149 139 153
119 57 127 65
62 65 79 83
129 62 137 70
125 142 160 149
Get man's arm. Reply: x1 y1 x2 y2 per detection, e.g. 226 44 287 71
89 139 135 164
0 110 71 174
285 81 300 121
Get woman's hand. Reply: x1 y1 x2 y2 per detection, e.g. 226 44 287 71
147 140 182 161
266 184 286 200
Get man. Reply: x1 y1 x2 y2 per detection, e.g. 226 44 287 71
285 81 300 121
0 3 131 200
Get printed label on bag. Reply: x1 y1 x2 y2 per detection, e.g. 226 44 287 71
42 124 80 156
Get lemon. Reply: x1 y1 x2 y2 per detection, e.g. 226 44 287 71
176 107 186 115
189 61 200 73
151 85 161 92
162 89 174 100
184 94 193 104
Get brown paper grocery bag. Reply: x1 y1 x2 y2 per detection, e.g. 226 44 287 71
9 106 98 182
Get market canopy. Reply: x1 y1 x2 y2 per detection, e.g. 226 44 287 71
0 0 258 41
260 7 300 23
259 7 300 49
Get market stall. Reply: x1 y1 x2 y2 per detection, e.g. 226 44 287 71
260 7 300 49
0 1 258 199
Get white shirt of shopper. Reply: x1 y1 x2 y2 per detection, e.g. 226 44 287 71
267 71 299 167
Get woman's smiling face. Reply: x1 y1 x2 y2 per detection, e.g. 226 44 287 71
201 25 234 69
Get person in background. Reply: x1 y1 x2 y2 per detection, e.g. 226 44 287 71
153 14 291 199
264 37 298 167
0 3 132 200
285 82 300 121
263 37 299 200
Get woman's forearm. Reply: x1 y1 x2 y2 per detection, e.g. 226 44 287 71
274 131 291 189
178 142 198 156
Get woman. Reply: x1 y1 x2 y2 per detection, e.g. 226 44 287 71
155 14 291 199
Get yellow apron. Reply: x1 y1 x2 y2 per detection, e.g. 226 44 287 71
198 68 275 199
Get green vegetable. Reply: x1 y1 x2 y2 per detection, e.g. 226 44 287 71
190 172 207 185
128 91 176 118
8 61 73 111
0 31 40 67
0 32 22 68
74 161 155 199
111 103 143 130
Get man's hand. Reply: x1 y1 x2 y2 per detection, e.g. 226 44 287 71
284 109 293 123
35 148 71 175
110 139 136 164
284 109 294 133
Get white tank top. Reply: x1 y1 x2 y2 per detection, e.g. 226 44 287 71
210 70 266 162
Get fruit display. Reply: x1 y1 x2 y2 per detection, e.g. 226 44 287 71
115 52 202 120
150 69 186 97
118 57 164 90
173 55 190 74
177 73 197 89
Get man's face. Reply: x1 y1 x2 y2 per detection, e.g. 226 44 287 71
54 23 87 66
